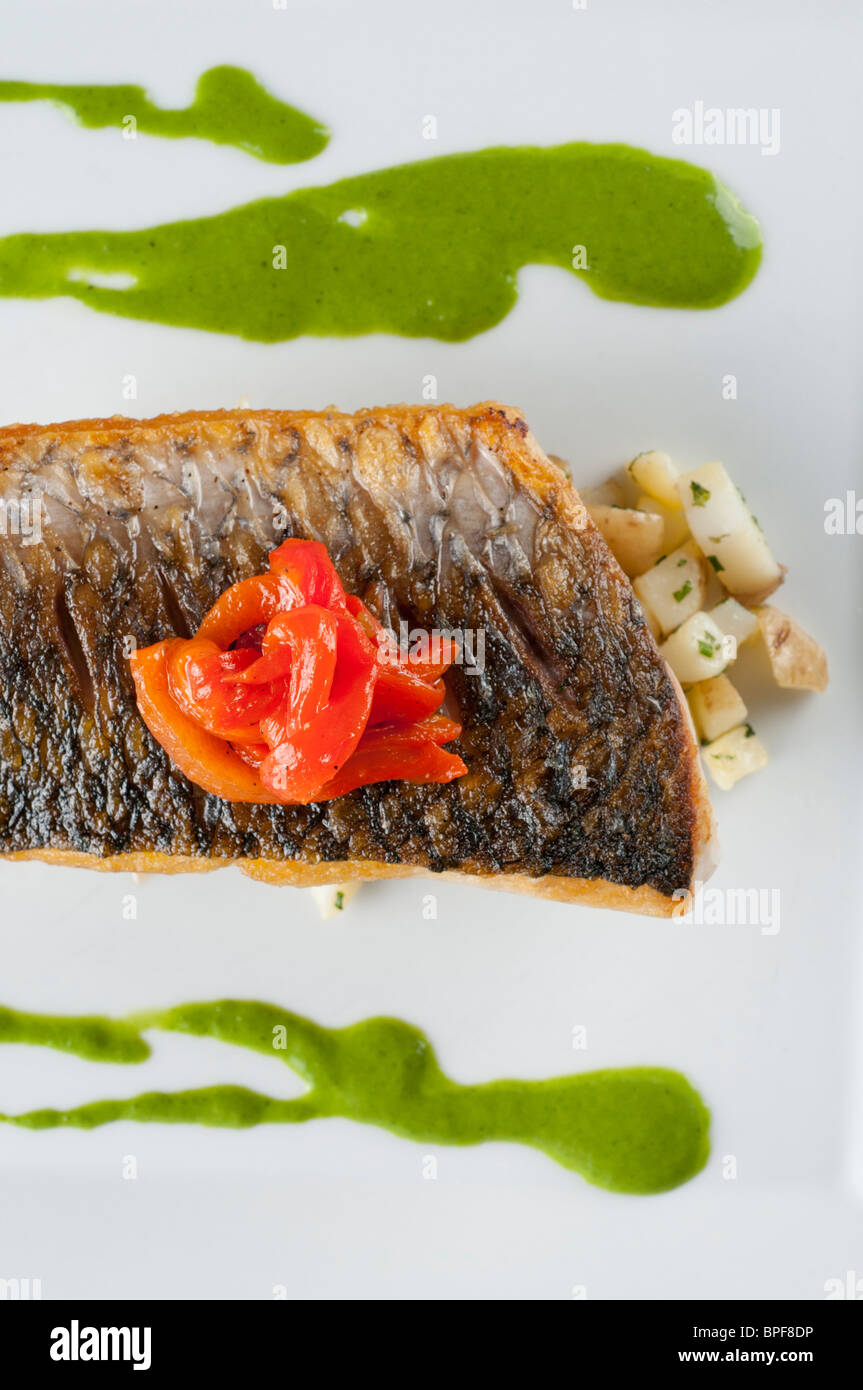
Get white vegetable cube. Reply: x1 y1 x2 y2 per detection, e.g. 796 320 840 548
756 606 829 691
659 611 728 686
579 477 626 508
628 451 682 510
633 541 707 636
688 674 748 742
635 495 691 550
676 461 782 603
710 597 759 658
586 503 664 577
309 883 359 920
702 724 768 791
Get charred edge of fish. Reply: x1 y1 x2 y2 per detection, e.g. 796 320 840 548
485 406 528 436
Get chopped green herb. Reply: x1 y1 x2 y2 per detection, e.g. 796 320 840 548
697 634 717 658
744 724 755 738
673 580 693 603
710 752 735 761
690 481 711 507
707 555 724 572
676 558 687 567
708 534 729 543
335 891 344 910
654 554 667 566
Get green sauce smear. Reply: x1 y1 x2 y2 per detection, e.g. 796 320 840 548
0 999 709 1194
0 1004 150 1063
0 142 761 342
0 66 328 164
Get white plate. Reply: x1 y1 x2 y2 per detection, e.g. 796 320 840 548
0 0 860 1300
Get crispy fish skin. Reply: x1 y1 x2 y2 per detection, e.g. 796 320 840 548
0 403 716 915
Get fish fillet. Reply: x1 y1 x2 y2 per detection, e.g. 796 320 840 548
0 402 717 915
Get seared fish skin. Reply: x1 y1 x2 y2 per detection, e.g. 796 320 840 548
0 403 715 915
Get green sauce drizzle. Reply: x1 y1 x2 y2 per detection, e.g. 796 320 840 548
0 66 328 164
0 999 709 1194
0 1003 150 1063
0 143 761 342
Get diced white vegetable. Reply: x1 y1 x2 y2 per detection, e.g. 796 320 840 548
633 541 707 636
659 611 728 686
309 883 360 920
580 477 626 508
676 461 783 603
689 674 748 742
702 724 768 791
635 494 691 551
628 451 682 511
586 504 664 577
709 597 759 659
756 606 829 692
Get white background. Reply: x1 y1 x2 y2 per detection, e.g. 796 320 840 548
0 0 860 1299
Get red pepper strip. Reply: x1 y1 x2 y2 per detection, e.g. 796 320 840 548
232 741 269 769
223 643 293 687
256 607 340 749
166 639 282 743
259 612 377 802
226 607 336 693
344 595 457 679
232 622 266 653
345 595 398 658
197 571 303 649
129 640 281 803
357 714 463 748
369 667 445 726
316 724 467 801
385 634 459 681
268 538 348 610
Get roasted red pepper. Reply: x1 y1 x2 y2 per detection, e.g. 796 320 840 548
370 666 446 725
167 639 285 742
316 718 466 800
129 641 281 803
268 538 348 611
129 538 467 804
259 609 378 802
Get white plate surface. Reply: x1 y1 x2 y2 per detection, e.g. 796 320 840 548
0 0 860 1299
